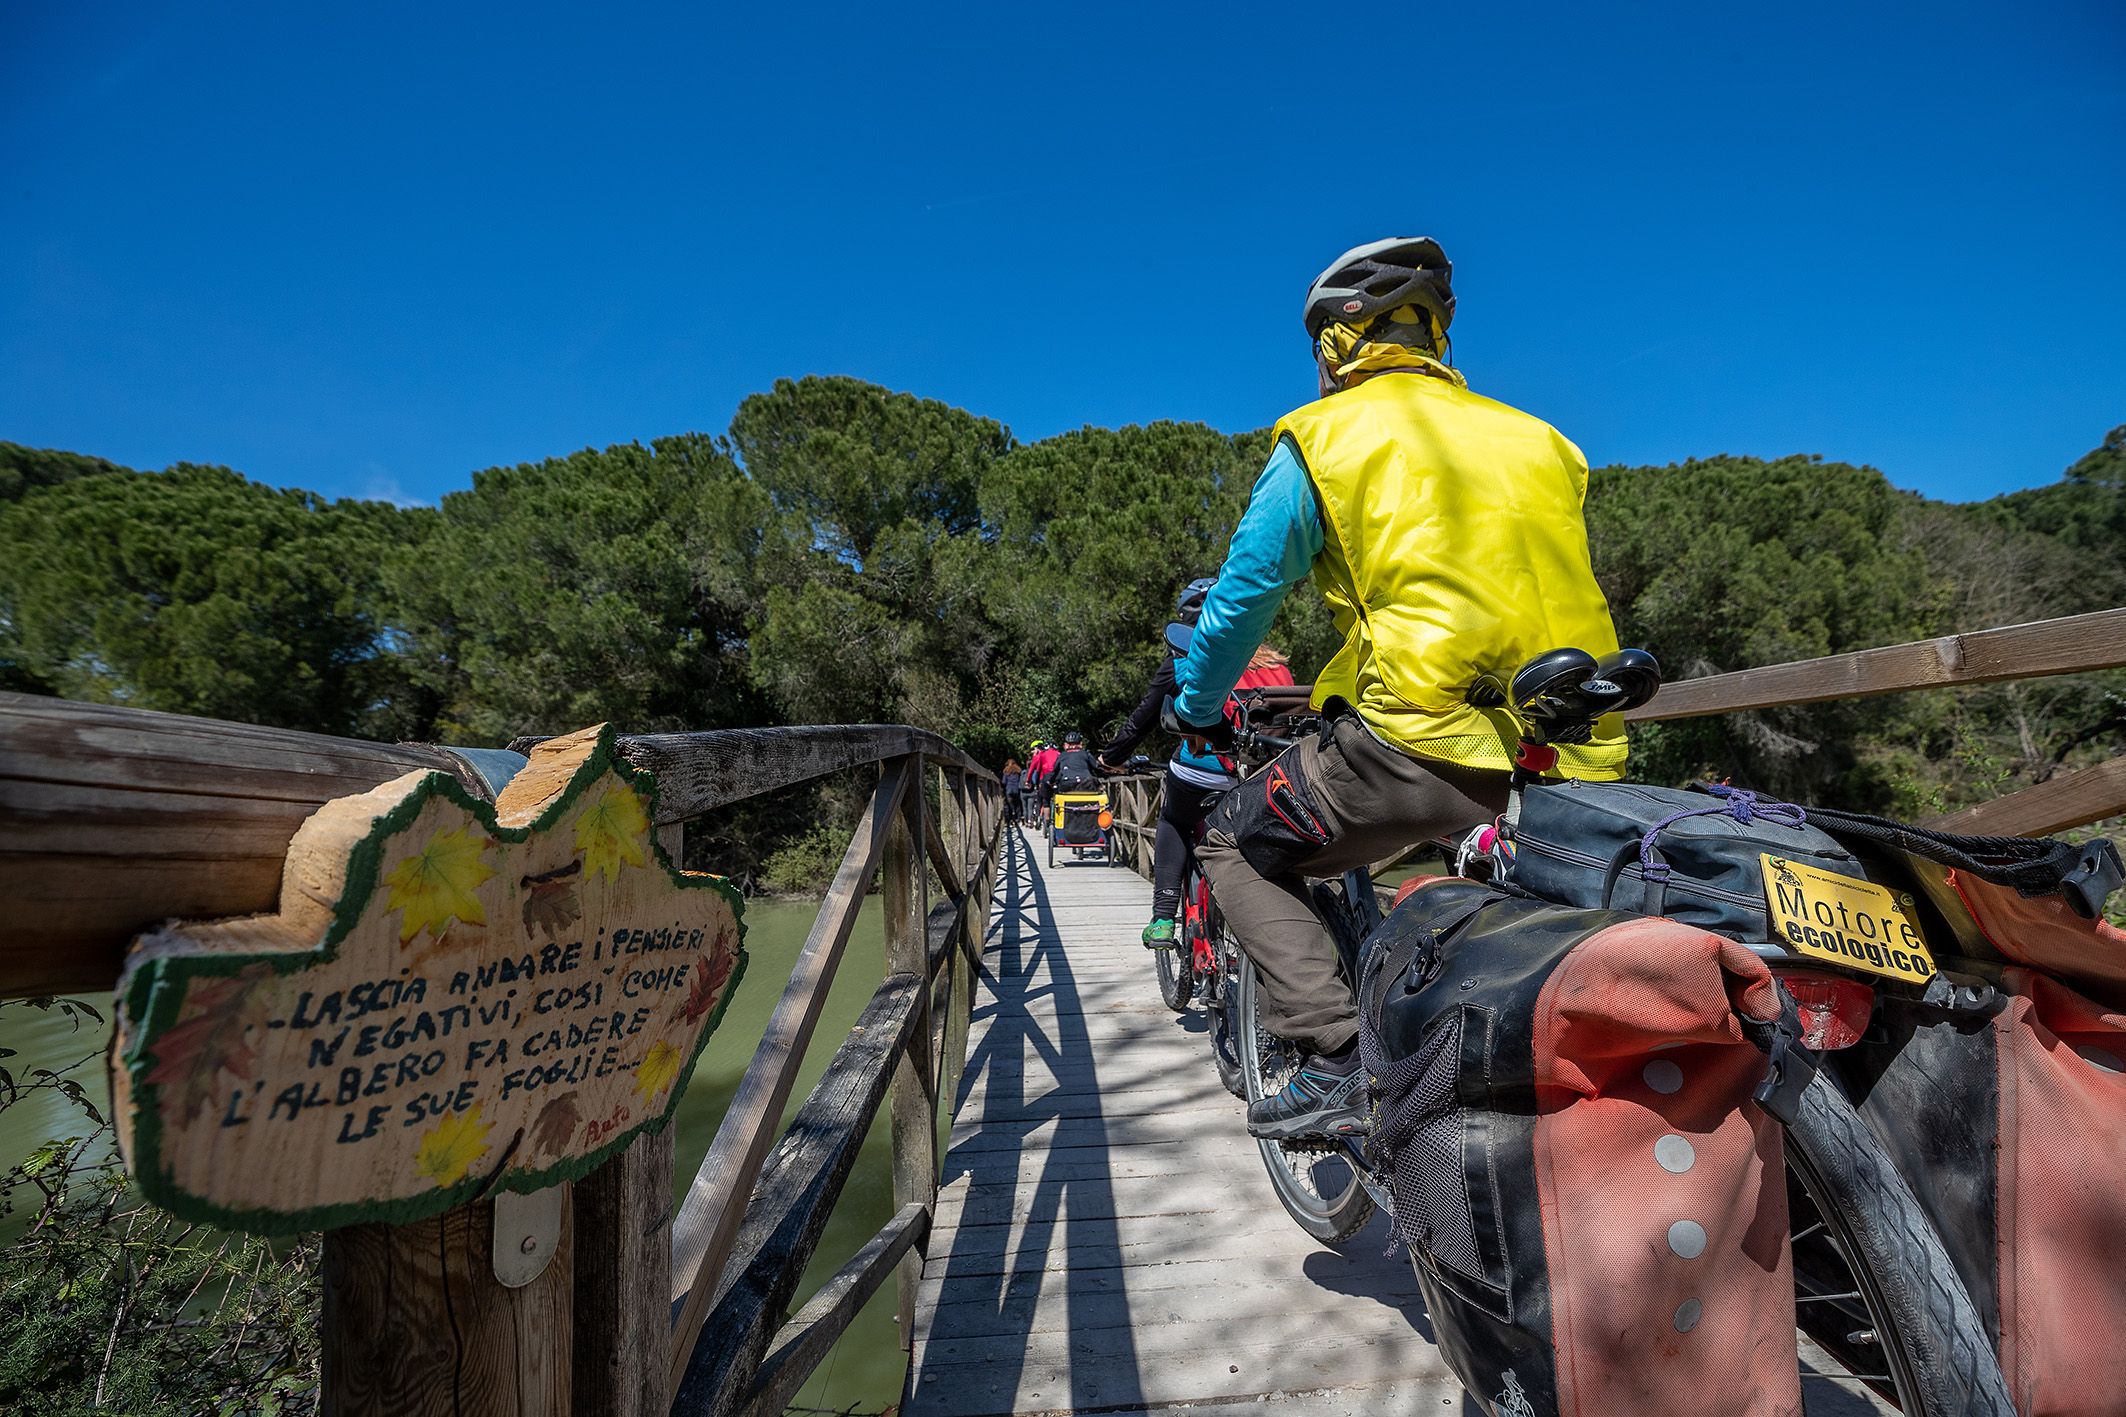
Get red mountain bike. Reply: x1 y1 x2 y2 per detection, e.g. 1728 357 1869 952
1152 803 1246 1098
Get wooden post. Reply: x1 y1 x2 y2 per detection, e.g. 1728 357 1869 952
935 766 968 1060
573 1128 674 1417
884 757 933 1351
940 778 991 1115
321 1191 573 1416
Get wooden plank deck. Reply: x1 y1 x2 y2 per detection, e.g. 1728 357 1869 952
904 824 1462 1415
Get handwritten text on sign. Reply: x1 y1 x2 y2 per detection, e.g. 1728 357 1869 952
112 725 745 1233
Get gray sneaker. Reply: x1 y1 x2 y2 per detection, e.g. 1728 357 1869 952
1246 1056 1369 1141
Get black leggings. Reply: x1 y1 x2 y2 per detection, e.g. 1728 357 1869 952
1151 772 1222 920
1005 791 1023 821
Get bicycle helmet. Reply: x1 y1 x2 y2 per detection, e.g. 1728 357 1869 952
1064 731 1083 745
1176 577 1217 624
1302 237 1455 342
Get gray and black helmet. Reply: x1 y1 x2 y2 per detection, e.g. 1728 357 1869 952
1302 237 1455 342
1176 577 1217 623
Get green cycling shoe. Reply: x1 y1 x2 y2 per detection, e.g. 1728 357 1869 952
1140 918 1177 949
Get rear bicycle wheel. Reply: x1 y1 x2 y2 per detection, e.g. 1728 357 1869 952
1783 1069 2014 1416
1153 909 1192 1012
1236 955 1375 1244
1205 919 1247 1099
1156 866 1201 1011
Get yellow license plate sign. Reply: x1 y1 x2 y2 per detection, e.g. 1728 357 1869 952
1759 854 1937 984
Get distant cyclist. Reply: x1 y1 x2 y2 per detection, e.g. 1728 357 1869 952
1001 758 1026 827
1046 732 1102 792
1169 236 1625 1142
1102 580 1295 948
1026 739 1059 823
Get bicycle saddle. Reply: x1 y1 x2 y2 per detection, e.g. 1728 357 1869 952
1594 647 1662 712
1499 646 1664 745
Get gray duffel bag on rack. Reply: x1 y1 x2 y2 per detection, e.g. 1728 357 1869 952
1509 780 1866 942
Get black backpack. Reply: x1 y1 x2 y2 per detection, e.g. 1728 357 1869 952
1050 748 1097 791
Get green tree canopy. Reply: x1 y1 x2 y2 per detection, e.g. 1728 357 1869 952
4 391 2121 830
0 442 129 504
733 376 1013 731
0 464 424 736
386 434 769 744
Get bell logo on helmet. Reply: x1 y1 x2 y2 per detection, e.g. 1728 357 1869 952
1342 300 1363 313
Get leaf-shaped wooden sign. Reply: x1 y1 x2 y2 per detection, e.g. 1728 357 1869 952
111 724 745 1233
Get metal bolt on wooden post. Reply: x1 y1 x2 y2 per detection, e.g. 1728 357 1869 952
884 760 934 1351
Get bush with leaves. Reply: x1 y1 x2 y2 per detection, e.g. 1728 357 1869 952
0 999 321 1415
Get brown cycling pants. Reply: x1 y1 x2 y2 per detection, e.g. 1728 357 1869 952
1198 711 1508 1056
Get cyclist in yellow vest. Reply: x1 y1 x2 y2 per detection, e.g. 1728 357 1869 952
1170 236 1625 1142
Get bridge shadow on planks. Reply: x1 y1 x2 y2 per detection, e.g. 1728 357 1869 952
921 825 1148 1411
913 826 1457 1415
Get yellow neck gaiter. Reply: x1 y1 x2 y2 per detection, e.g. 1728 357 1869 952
1316 306 1467 391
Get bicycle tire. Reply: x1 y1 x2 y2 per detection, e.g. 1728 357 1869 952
1207 947 1247 1099
1153 930 1192 1011
1783 1068 2014 1417
1200 891 1247 1097
1236 955 1374 1244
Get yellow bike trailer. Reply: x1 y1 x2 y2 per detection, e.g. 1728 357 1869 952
1048 789 1116 869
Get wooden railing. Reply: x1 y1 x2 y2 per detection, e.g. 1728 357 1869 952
664 740 1002 1417
0 694 1003 1417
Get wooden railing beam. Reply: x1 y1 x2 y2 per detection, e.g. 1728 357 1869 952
885 771 935 1354
669 972 926 1417
732 1203 931 1417
572 1128 673 1417
0 692 493 997
1625 608 2126 723
1924 755 2126 839
618 726 992 824
923 804 966 903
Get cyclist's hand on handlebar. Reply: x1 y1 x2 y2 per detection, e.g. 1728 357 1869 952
1159 694 1233 754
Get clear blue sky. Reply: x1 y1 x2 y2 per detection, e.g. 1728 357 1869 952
3 1 2120 507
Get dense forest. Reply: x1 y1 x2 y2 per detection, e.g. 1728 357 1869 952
4 378 2122 886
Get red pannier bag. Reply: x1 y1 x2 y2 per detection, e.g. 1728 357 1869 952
1360 878 1801 1417
1946 870 2126 1416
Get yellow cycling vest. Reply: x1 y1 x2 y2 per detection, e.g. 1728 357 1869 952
1273 370 1627 779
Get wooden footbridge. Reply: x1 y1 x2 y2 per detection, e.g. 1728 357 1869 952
7 607 2126 1414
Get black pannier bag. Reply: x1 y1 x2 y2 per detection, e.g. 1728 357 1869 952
1057 802 1104 845
1510 780 1866 941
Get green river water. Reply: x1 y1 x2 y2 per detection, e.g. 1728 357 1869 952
0 895 911 1412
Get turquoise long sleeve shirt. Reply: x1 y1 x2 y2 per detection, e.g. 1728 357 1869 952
1174 441 1324 724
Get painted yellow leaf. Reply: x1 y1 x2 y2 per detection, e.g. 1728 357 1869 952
632 1040 684 1102
384 824 497 944
413 1103 494 1187
575 787 649 883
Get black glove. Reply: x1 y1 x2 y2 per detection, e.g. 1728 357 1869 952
1160 695 1235 753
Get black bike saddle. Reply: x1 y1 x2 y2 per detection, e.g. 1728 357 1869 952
1499 646 1664 745
1594 647 1663 712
